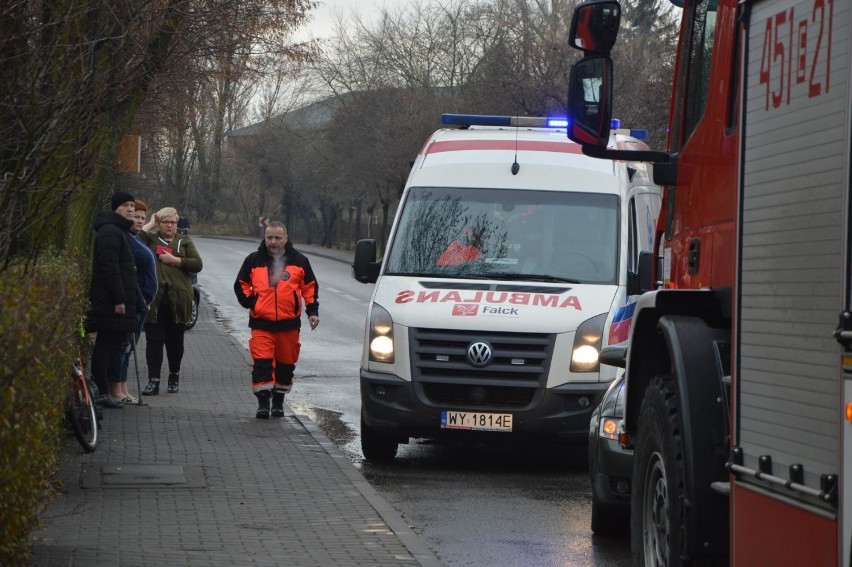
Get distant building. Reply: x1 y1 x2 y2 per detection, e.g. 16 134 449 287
226 94 350 140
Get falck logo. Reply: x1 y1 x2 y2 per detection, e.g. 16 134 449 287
453 304 479 316
467 342 493 367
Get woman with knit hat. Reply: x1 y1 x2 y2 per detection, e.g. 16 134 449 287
86 190 144 409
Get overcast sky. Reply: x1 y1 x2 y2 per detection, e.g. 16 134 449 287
297 0 388 40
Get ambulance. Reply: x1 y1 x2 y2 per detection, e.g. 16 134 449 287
351 114 661 461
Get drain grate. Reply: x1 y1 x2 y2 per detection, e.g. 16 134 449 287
82 464 206 489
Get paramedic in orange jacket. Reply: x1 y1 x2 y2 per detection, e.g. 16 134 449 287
234 222 320 419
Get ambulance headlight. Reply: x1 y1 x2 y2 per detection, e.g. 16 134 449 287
570 313 607 372
369 304 394 363
572 345 599 368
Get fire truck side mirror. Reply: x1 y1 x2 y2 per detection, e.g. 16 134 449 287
352 239 382 284
568 56 613 146
568 0 622 54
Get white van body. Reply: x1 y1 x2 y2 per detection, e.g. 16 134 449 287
353 115 661 460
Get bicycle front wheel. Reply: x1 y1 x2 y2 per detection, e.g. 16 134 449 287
68 366 98 452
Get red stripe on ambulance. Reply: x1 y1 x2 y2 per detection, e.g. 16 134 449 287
424 139 583 156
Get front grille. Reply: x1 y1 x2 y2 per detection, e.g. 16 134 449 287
410 327 554 410
422 383 535 408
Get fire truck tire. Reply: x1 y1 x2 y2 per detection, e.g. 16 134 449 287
631 375 685 567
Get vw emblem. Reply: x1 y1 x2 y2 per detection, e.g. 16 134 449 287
467 342 493 367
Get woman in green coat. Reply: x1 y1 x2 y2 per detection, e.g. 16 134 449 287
138 207 203 395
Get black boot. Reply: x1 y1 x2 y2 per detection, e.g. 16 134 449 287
255 391 271 419
167 373 179 393
142 378 160 396
271 392 286 418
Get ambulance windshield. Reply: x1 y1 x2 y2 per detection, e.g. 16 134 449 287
384 186 619 284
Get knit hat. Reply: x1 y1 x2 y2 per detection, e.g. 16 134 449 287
111 191 135 211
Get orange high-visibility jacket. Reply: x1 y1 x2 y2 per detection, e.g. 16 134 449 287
234 240 319 331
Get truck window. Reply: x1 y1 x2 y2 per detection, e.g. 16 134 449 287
384 186 620 285
683 0 717 140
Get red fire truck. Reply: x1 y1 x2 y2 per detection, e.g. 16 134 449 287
567 0 850 564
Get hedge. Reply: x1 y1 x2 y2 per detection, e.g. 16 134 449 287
0 251 88 564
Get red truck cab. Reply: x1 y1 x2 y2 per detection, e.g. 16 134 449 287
567 0 849 564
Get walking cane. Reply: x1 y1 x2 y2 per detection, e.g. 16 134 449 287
130 335 148 406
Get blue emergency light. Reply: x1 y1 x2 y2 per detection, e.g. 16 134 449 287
440 114 648 139
441 114 570 129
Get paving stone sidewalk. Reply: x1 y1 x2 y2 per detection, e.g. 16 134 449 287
29 292 441 566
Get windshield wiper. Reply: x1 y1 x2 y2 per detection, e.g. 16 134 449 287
467 272 581 283
385 271 579 283
386 272 444 278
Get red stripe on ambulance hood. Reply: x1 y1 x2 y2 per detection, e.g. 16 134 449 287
424 139 583 155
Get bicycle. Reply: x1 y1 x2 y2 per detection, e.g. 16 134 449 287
67 351 98 452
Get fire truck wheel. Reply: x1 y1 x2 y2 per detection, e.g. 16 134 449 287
631 375 685 567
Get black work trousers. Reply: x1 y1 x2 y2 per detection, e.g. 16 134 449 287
144 294 186 379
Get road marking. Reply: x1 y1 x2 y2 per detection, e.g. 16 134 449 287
324 286 368 306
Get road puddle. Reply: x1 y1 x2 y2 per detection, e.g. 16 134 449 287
289 404 356 448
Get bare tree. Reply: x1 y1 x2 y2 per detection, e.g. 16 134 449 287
612 0 680 149
223 0 678 252
0 0 318 269
136 0 317 221
327 87 443 248
0 0 190 267
308 0 507 248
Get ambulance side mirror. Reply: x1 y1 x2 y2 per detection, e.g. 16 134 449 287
627 251 654 296
599 345 627 368
568 0 622 54
352 239 382 284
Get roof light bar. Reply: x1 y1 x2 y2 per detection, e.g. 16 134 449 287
441 114 569 129
440 114 646 139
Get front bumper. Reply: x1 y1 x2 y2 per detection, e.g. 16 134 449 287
361 369 608 444
591 436 634 507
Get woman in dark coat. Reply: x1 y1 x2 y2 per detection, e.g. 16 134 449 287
86 191 141 408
